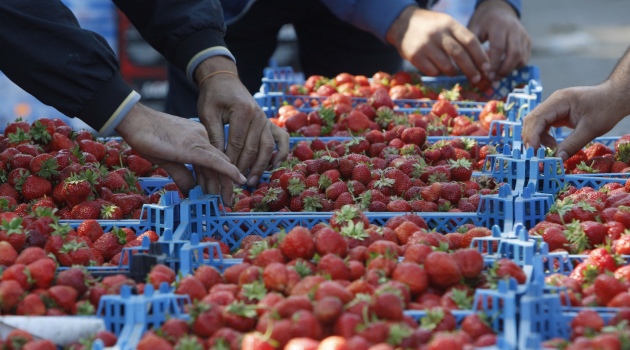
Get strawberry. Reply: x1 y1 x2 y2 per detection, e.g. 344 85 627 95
280 226 315 260
58 240 92 266
136 332 173 350
325 181 348 201
110 193 145 216
593 274 626 306
448 159 473 182
431 99 458 118
20 173 53 201
62 175 92 207
0 241 18 266
570 309 604 340
424 251 462 289
584 142 612 159
440 182 462 204
69 200 102 220
50 132 75 151
293 141 314 161
126 155 153 177
0 280 25 312
93 228 127 262
401 127 427 147
15 293 46 316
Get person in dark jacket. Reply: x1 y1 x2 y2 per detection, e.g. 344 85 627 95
0 0 289 205
166 0 530 116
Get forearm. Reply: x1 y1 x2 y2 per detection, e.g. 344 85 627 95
320 0 417 42
604 47 630 119
0 0 138 135
476 0 521 17
113 0 235 82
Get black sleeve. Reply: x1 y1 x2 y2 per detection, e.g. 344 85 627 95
113 0 228 75
0 0 134 133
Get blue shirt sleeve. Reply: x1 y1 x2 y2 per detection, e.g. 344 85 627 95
476 0 522 17
319 0 417 42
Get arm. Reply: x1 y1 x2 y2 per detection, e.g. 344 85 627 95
320 0 492 83
114 0 289 186
0 0 246 203
468 0 530 79
522 47 630 160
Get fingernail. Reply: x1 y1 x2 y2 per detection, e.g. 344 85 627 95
482 62 492 72
247 175 259 187
487 72 496 81
239 174 247 184
471 74 480 84
557 151 568 161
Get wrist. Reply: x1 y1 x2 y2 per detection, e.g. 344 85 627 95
386 5 420 48
194 56 239 85
601 80 630 122
475 0 518 17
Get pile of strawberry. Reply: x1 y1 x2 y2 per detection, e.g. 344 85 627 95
563 135 630 174
285 71 492 102
529 181 630 255
233 126 501 213
543 309 630 349
134 219 526 349
0 246 145 316
0 327 117 350
0 117 182 220
219 207 499 259
0 205 159 267
271 88 508 138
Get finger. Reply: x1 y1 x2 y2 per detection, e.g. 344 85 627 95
486 31 508 79
522 97 570 150
193 165 208 194
451 26 491 79
247 123 276 187
539 133 558 151
158 162 197 197
497 33 524 77
411 54 442 76
199 111 227 153
427 40 460 76
225 111 258 167
233 111 267 175
186 145 247 185
270 123 290 169
556 124 597 161
218 173 235 207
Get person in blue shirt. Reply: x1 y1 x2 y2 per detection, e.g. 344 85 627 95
166 0 529 116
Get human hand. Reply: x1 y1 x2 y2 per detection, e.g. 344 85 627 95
115 103 246 205
195 57 289 187
522 83 627 161
468 0 531 80
386 6 491 84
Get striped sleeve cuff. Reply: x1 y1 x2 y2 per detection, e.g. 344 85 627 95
186 46 236 84
98 91 141 137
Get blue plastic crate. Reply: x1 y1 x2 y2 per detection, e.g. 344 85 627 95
168 187 509 251
60 190 180 234
259 65 541 101
565 173 629 190
95 283 189 350
405 279 519 350
482 146 565 195
518 258 620 350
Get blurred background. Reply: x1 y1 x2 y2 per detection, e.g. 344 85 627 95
1 0 630 135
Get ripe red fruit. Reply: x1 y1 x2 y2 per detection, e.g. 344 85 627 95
424 251 463 289
280 226 315 260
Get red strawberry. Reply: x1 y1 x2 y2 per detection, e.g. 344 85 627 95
126 155 153 177
448 159 473 182
280 226 315 260
293 141 314 161
62 175 92 207
93 229 127 261
425 251 462 289
431 99 458 118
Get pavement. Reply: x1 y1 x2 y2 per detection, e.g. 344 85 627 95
521 0 630 136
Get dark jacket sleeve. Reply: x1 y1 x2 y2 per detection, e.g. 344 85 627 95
0 0 136 135
113 0 231 81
